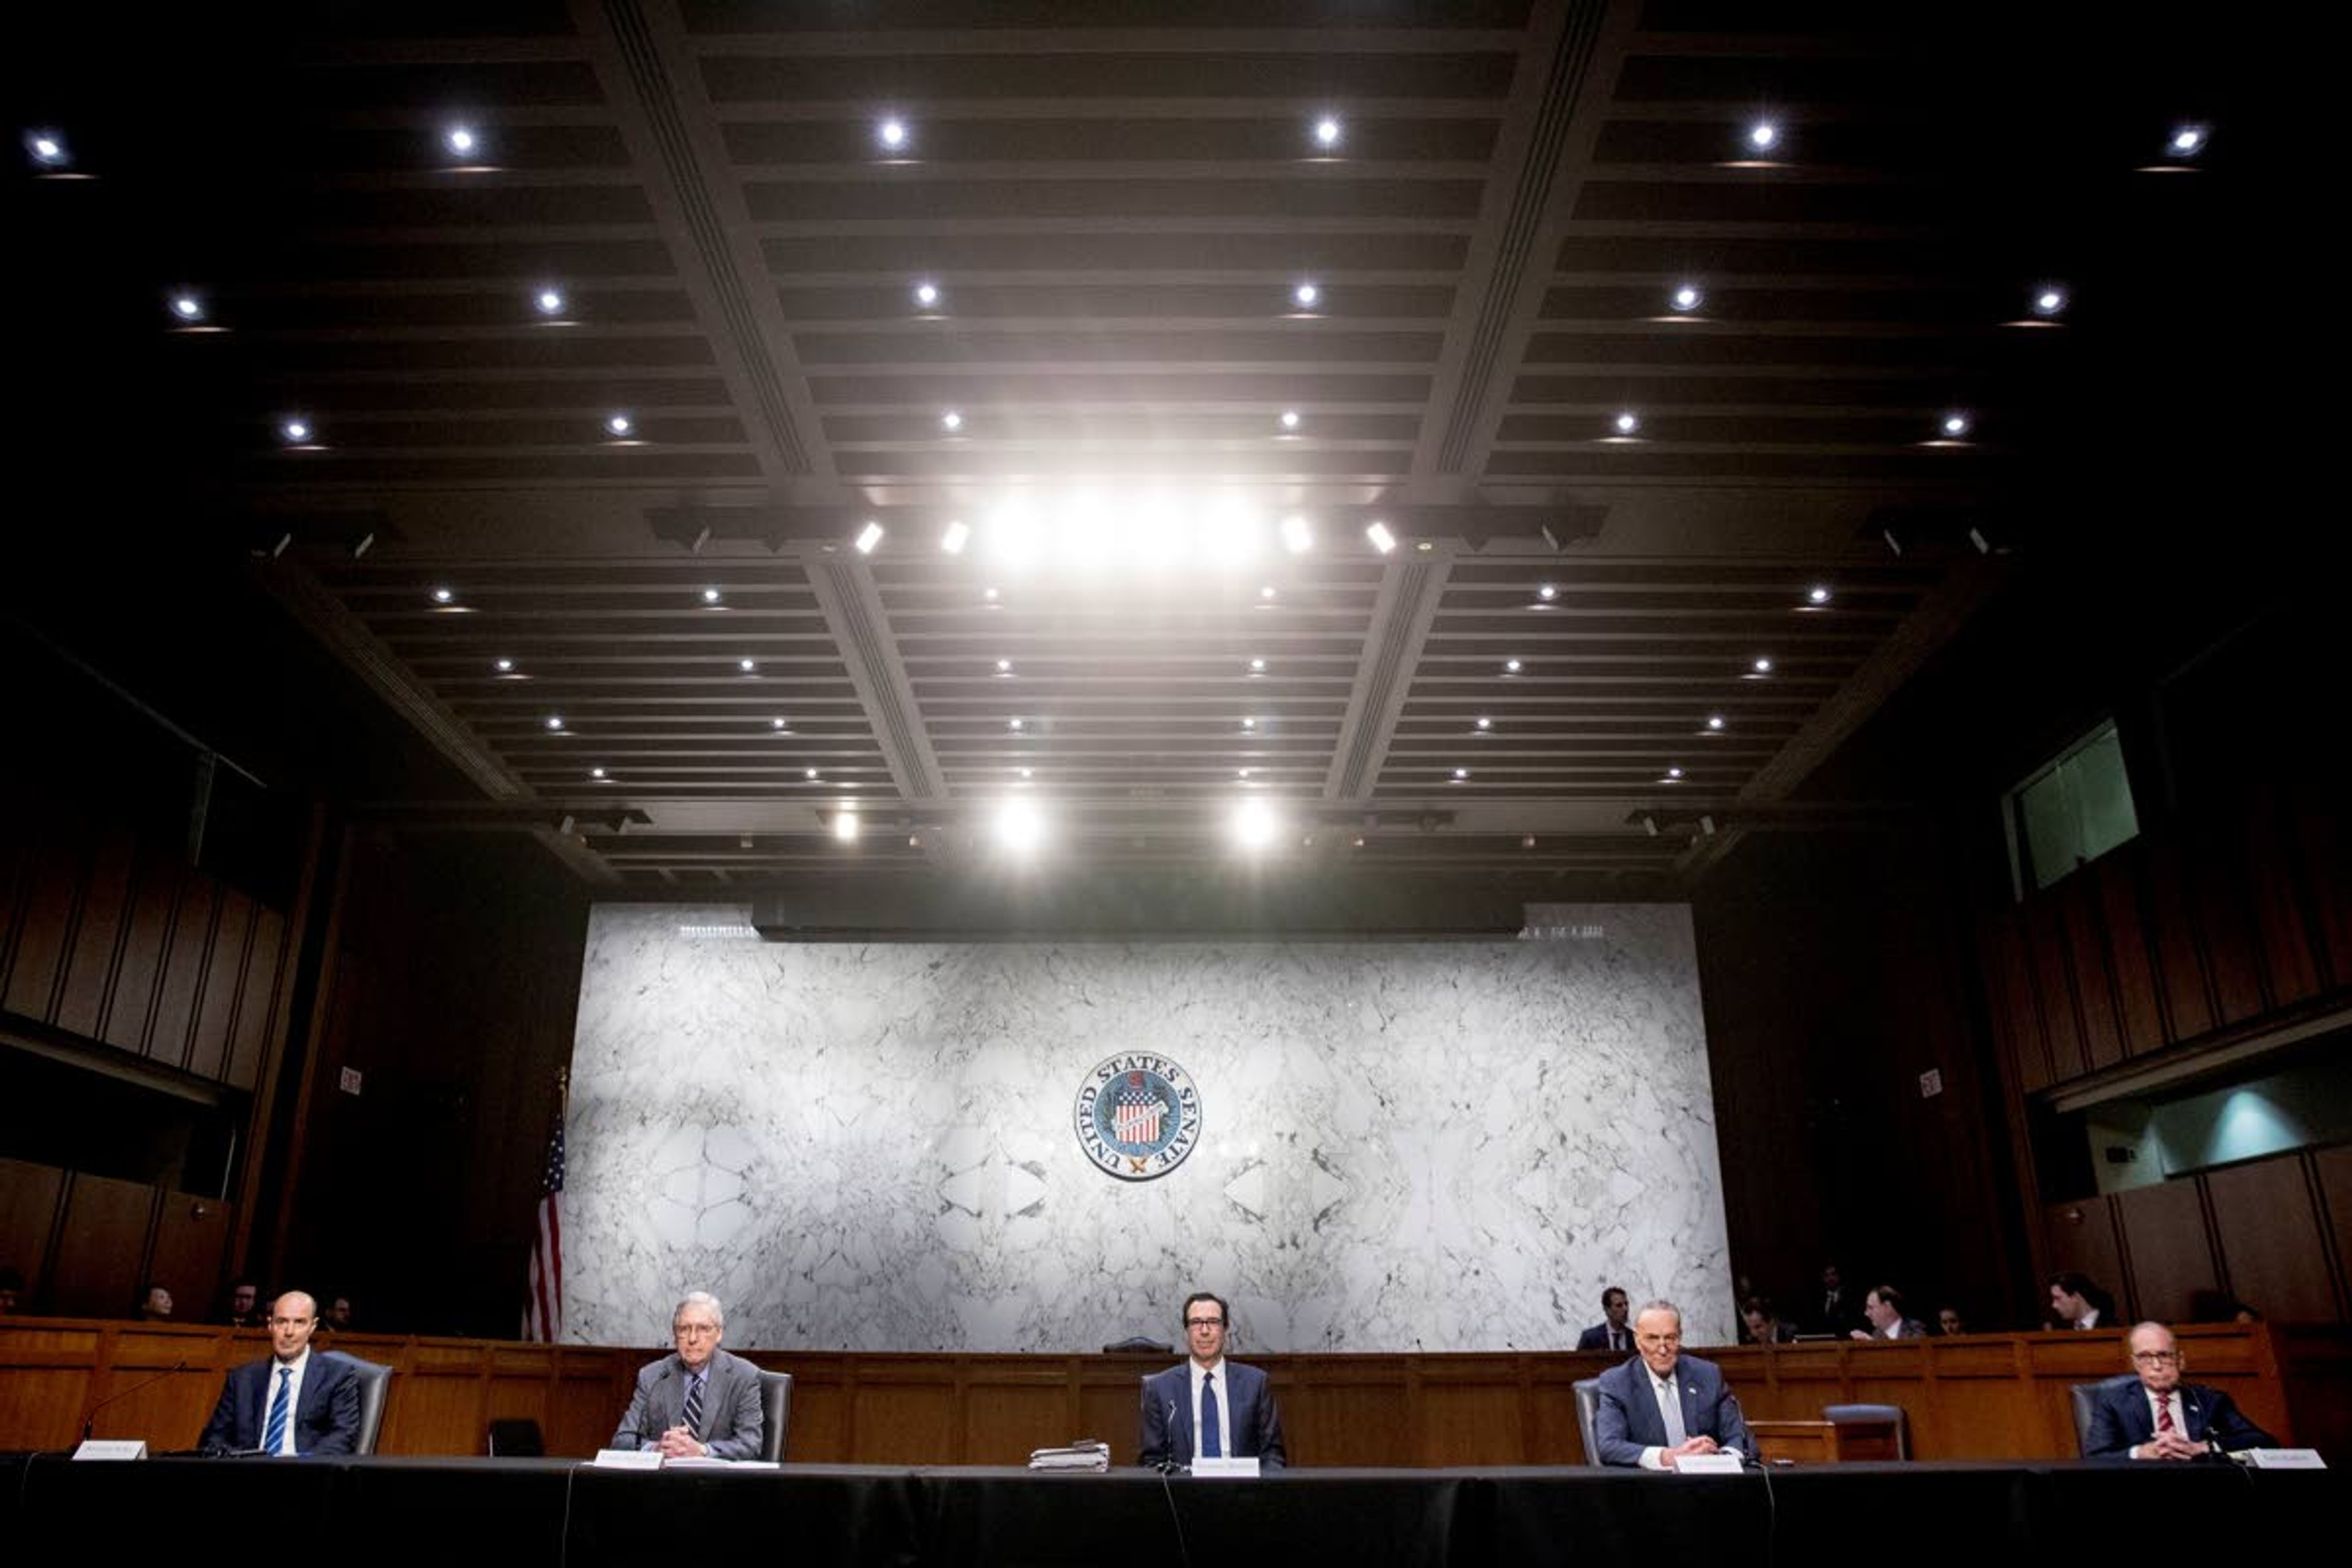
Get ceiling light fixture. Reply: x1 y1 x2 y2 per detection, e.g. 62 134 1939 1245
854 520 884 554
995 658 1013 675
2168 124 2209 158
1291 282 1320 311
1279 409 1301 431
168 293 206 323
738 658 757 674
604 412 635 439
833 809 861 842
877 118 910 153
1706 714 1725 730
772 717 791 731
1475 717 1492 731
1232 797 1280 851
1940 412 1972 439
1746 120 1779 151
1365 520 1395 554
941 519 970 554
545 715 565 731
1666 766 1684 780
1536 583 1557 603
1281 514 1313 553
1670 282 1703 314
494 658 514 673
702 587 723 605
446 126 478 156
279 418 316 446
1312 115 1343 151
940 409 963 432
1807 584 1831 605
1452 767 1469 782
1751 657 1773 674
1613 411 1641 437
913 281 940 309
1248 657 1267 674
431 586 456 605
1503 658 1522 674
590 767 608 780
26 130 70 168
993 797 1044 854
2031 285 2067 318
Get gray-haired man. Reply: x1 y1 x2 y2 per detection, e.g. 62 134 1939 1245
609 1291 766 1459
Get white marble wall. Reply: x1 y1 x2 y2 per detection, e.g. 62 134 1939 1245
562 903 1732 1351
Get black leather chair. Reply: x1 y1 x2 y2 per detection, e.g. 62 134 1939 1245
1822 1401 1910 1459
318 1351 393 1456
486 1417 545 1457
758 1370 793 1462
2070 1374 2136 1456
1572 1378 1607 1468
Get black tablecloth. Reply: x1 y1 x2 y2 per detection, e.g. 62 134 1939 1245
4 1455 2339 1568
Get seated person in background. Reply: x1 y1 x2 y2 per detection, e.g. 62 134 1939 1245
609 1291 764 1460
219 1278 262 1329
1139 1291 1286 1469
1576 1286 1634 1354
1741 1297 1796 1344
136 1282 174 1321
1937 1305 1967 1335
325 1294 355 1332
1593 1300 1752 1469
1852 1284 1929 1340
1814 1263 1861 1336
2084 1322 2275 1460
2048 1271 2114 1330
199 1291 361 1456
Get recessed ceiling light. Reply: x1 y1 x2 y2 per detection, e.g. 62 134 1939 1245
1752 657 1773 674
1237 767 1251 779
993 797 1044 853
2168 124 2209 158
1365 520 1395 554
1279 409 1301 431
1248 657 1267 674
1452 767 1469 782
1008 717 1023 731
1613 411 1641 436
1940 412 1972 439
2031 285 2067 318
1312 115 1343 151
494 657 514 673
428 587 454 607
1536 583 1557 602
702 587 722 605
1241 716 1256 730
913 281 940 309
280 418 315 445
1259 585 1276 601
854 520 884 554
168 293 206 323
941 519 970 554
833 809 860 843
738 658 757 673
772 717 790 731
27 130 69 168
445 126 478 156
1232 797 1280 851
995 658 1013 674
940 410 963 432
1806 584 1831 605
1292 282 1321 310
590 766 607 780
1503 658 1522 674
1746 120 1779 151
1706 714 1725 730
805 767 820 780
1475 717 1492 731
604 412 635 438
545 715 565 731
982 586 999 601
1670 282 1703 314
877 118 909 152
1281 515 1313 553
534 288 566 317
1666 766 1684 780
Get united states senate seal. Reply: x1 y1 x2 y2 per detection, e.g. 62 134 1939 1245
1074 1053 1201 1181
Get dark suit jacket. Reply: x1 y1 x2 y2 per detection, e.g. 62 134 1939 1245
1576 1322 1632 1354
1137 1360 1286 1468
611 1346 766 1460
199 1351 362 1456
2083 1376 2275 1458
1593 1353 1752 1467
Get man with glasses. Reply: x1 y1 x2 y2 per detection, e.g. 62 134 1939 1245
1137 1291 1286 1469
2084 1321 2275 1460
198 1291 363 1455
609 1291 765 1460
1592 1299 1751 1468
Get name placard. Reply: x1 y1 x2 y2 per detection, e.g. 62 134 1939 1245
1675 1453 1744 1475
590 1448 666 1470
72 1439 149 1461
2244 1449 2326 1469
1189 1457 1262 1478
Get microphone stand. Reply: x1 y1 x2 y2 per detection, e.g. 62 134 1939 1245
81 1360 189 1441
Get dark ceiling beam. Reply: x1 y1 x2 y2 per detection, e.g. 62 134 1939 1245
802 560 947 804
573 0 837 495
1322 549 1455 802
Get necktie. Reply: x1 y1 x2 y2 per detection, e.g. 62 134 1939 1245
2156 1393 2176 1439
263 1365 293 1455
1200 1371 1223 1458
1656 1377 1687 1447
682 1372 705 1435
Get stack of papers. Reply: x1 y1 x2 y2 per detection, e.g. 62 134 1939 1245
1028 1440 1111 1472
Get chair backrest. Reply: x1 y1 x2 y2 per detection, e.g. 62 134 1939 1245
486 1417 545 1457
1822 1401 1910 1460
319 1351 393 1456
2068 1375 2135 1457
1571 1379 1606 1467
758 1370 793 1463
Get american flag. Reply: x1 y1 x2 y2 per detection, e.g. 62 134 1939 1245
1111 1080 1165 1146
524 1121 565 1341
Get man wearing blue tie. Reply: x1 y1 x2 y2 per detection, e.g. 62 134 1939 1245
1591 1299 1752 1469
1137 1291 1286 1469
609 1291 764 1460
198 1291 362 1456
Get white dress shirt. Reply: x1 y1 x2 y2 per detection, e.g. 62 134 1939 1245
265 1347 311 1455
1188 1357 1232 1460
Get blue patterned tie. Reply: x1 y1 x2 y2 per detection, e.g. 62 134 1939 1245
682 1372 704 1436
263 1365 293 1455
1200 1371 1222 1458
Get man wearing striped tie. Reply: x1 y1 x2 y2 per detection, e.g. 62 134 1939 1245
198 1291 362 1456
610 1291 765 1460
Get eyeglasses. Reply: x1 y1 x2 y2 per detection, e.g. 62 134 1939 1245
1185 1318 1224 1330
673 1322 720 1339
2131 1350 2180 1365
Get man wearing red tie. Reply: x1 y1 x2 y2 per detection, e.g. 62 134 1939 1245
2084 1322 2276 1460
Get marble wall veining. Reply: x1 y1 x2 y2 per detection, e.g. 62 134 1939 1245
562 902 1732 1351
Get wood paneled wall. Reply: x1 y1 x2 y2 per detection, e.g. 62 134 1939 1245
0 818 292 1092
6 1319 2339 1466
0 1158 233 1319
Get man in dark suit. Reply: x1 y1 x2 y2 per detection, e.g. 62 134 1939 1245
1741 1297 1796 1344
1593 1299 1752 1469
1575 1286 1633 1354
1815 1263 1860 1335
1137 1291 1286 1469
2084 1322 2276 1459
199 1291 362 1456
609 1291 765 1460
1851 1284 1929 1341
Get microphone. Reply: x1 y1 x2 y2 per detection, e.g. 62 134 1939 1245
83 1360 188 1441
